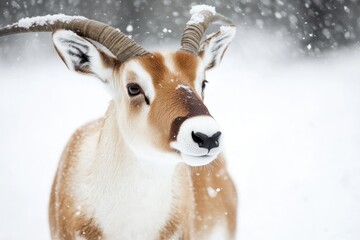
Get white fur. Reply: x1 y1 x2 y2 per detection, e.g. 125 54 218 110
75 234 86 240
208 224 230 240
171 116 222 166
200 25 236 70
123 60 156 103
52 30 113 83
194 60 206 95
163 52 178 74
50 34 232 236
71 114 178 240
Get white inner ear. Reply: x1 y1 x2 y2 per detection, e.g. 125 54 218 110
201 26 236 69
52 30 113 83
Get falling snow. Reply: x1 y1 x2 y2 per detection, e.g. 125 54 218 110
126 24 133 32
1 1 360 240
0 1 359 53
207 187 221 198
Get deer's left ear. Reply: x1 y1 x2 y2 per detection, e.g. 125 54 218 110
199 26 236 70
52 30 119 83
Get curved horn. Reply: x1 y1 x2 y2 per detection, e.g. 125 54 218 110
180 5 235 55
0 14 150 62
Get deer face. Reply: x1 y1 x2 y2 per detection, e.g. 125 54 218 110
52 24 235 166
110 52 220 166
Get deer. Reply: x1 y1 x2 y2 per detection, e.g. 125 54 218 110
0 5 237 240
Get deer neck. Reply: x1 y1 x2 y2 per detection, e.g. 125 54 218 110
96 101 179 175
79 102 187 238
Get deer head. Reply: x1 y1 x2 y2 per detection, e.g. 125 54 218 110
0 6 236 167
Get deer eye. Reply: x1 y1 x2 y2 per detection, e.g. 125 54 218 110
202 80 208 92
127 83 142 96
127 83 150 105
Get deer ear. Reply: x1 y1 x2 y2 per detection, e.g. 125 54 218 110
52 30 118 83
199 26 236 70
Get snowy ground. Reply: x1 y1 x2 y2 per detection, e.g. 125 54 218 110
0 30 360 240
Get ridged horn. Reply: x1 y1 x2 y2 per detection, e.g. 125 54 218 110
180 6 234 55
0 14 150 62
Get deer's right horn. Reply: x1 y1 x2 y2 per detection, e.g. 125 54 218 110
180 5 235 56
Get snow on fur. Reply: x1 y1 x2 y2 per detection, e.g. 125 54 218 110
176 84 192 93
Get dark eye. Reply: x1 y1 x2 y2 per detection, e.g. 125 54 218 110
127 83 150 105
202 80 208 92
127 83 142 96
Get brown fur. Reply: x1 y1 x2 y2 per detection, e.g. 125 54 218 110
158 164 195 239
49 51 237 239
191 156 237 239
157 158 237 239
139 51 237 238
173 51 199 87
49 120 104 240
139 52 210 151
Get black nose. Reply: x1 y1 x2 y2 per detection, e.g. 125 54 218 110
191 131 221 151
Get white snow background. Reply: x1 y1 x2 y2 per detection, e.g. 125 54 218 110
0 30 360 240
